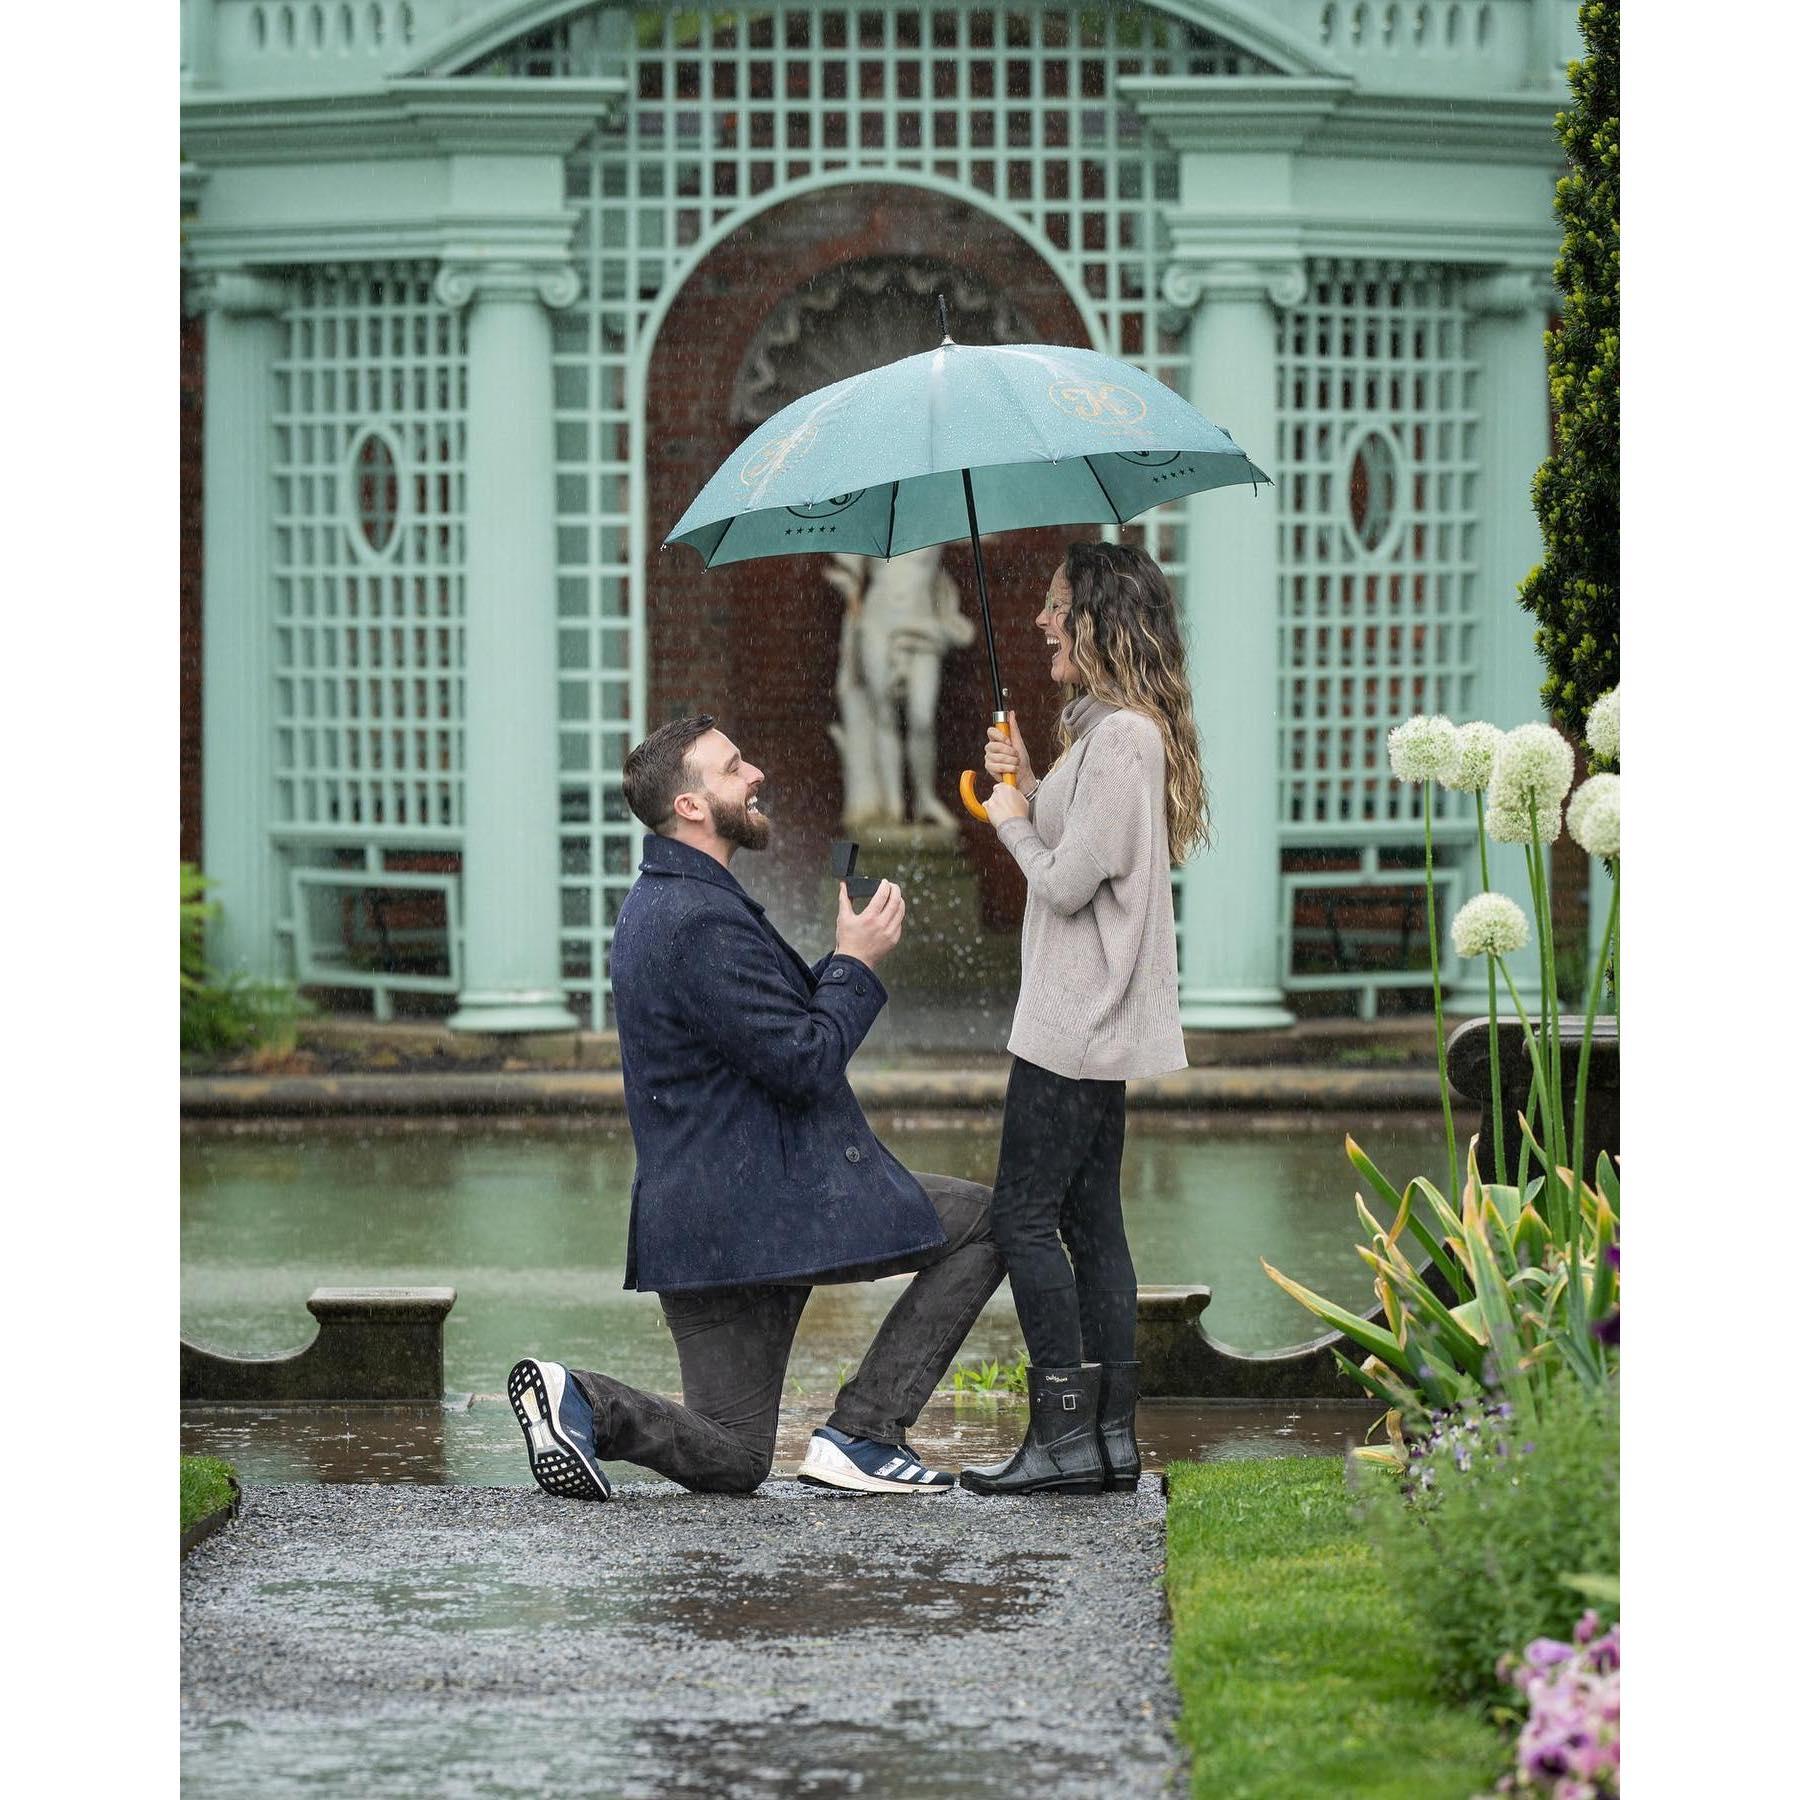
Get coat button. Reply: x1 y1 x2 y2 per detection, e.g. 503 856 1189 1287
854 980 867 996
845 1145 862 1164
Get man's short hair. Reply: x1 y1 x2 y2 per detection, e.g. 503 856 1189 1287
622 714 716 833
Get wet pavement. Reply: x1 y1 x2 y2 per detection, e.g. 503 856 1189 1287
181 1391 1383 1487
182 1480 1183 1798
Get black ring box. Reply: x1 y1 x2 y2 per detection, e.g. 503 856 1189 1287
829 839 883 900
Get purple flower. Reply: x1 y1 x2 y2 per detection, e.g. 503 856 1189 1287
1483 1619 1620 1800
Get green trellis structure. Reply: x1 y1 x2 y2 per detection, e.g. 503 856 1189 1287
183 0 1582 1031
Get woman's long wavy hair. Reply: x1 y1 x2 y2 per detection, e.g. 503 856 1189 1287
1053 541 1209 863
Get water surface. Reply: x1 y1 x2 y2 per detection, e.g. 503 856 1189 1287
182 1114 1450 1395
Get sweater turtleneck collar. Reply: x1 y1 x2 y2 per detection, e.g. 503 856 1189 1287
1061 691 1118 741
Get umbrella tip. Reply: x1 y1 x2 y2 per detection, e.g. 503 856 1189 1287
936 291 953 344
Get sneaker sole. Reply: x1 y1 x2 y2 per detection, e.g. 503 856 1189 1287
508 1359 612 1502
795 1437 953 1495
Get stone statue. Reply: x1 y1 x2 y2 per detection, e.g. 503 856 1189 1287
825 546 977 830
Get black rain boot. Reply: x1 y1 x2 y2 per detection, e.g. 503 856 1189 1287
1097 1361 1142 1492
959 1365 1105 1496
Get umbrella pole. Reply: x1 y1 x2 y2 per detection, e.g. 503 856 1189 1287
957 468 1016 823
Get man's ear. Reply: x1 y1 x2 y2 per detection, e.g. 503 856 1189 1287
670 789 707 825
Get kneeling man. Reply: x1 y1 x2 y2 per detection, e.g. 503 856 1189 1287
510 715 1003 1497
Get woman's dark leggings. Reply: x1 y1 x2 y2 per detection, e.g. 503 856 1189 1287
989 1056 1137 1369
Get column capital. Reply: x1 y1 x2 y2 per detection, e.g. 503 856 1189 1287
433 259 582 311
1466 267 1559 318
184 270 290 319
1161 258 1309 317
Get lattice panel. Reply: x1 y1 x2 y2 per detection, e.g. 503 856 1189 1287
269 264 468 1001
1275 258 1479 1015
271 264 467 841
1277 259 1478 835
474 1 1250 1023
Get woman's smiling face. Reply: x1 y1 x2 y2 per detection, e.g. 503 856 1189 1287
1035 566 1078 686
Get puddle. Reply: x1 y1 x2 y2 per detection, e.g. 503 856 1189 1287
248 1544 1059 1642
182 1706 1150 1798
181 1392 1383 1487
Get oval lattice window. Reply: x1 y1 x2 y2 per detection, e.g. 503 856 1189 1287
1345 428 1402 557
346 425 403 561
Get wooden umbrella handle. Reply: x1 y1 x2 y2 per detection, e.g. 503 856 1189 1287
960 714 1017 823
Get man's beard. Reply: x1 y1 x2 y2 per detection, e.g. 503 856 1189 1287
709 793 771 851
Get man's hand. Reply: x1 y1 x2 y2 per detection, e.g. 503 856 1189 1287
983 710 1035 790
982 783 1030 825
834 879 905 970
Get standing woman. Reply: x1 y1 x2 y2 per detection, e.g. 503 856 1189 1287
959 541 1206 1497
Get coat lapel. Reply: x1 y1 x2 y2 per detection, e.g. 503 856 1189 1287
638 835 816 995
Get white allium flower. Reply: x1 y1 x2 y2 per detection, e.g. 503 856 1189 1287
1490 723 1576 818
1388 714 1459 784
1567 773 1620 858
1451 892 1532 959
1487 797 1563 846
1443 721 1505 794
1586 687 1620 764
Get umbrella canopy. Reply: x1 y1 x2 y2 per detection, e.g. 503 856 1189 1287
665 323 1270 822
665 337 1270 566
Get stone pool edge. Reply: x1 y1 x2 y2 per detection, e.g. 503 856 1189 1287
182 1066 1452 1118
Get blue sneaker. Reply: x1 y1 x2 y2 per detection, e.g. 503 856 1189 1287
796 1426 954 1494
508 1358 612 1502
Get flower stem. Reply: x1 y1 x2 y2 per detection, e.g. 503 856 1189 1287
1570 868 1619 1195
1533 829 1573 1251
1515 1063 1540 1196
1476 794 1505 1179
1522 817 1567 1185
1500 961 1556 1179
1505 890 1563 1247
1422 786 1459 1214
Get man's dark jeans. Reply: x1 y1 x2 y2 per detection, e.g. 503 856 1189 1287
570 1173 1002 1493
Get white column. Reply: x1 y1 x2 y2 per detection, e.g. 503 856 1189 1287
1449 269 1555 1013
182 0 218 87
1530 0 1563 88
195 271 289 979
1587 855 1615 992
436 261 581 1034
1164 260 1300 1030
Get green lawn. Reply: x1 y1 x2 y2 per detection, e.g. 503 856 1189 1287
1165 1458 1503 1800
181 1456 238 1534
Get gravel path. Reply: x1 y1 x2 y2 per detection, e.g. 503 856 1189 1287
182 1481 1184 1798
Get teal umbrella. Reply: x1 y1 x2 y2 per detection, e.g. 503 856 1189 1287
666 298 1270 818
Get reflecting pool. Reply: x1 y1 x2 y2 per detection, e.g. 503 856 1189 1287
181 1113 1452 1397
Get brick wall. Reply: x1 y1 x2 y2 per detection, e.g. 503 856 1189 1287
646 182 1093 930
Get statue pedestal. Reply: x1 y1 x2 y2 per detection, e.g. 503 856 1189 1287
821 825 1018 996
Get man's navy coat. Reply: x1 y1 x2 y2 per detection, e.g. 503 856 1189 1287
612 834 947 1292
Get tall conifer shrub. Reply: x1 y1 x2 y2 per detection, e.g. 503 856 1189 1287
1519 0 1619 742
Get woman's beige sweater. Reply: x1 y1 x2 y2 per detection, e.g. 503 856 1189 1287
995 694 1188 1082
